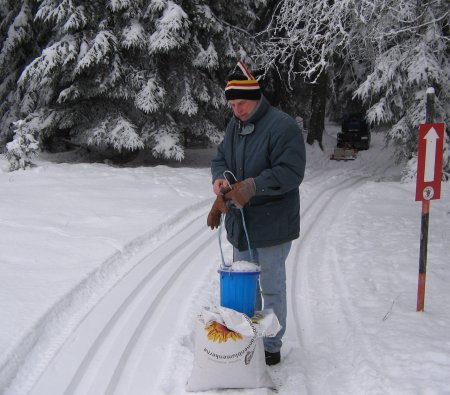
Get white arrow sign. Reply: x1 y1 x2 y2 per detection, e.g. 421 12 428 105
423 127 440 182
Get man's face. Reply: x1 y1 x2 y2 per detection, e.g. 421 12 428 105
228 99 258 121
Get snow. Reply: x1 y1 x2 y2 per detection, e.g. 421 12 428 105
0 123 449 395
220 261 261 272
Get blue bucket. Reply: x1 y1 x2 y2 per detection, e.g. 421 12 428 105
218 268 260 317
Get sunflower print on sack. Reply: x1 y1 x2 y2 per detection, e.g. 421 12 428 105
205 321 243 343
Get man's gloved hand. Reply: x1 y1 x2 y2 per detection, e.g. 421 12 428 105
223 178 256 209
207 194 229 229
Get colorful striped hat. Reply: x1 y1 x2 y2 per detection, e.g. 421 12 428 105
225 61 261 101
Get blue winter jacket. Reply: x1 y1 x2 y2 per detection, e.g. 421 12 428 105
211 96 306 250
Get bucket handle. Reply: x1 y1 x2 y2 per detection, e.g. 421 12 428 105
219 208 254 267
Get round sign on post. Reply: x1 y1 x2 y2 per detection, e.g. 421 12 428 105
422 186 434 200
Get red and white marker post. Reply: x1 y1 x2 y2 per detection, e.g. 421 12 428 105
415 90 445 311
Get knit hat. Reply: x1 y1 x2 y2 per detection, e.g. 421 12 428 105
225 61 261 101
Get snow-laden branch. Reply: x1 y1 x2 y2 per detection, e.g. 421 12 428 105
374 9 450 39
149 1 190 53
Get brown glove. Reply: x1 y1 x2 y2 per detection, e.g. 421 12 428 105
207 195 229 229
223 178 256 209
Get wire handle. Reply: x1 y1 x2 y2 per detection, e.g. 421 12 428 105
219 171 254 266
223 170 237 189
218 215 229 267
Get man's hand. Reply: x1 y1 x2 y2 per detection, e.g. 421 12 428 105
223 178 256 209
207 195 229 229
213 179 229 195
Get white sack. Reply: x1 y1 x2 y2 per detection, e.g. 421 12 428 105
202 306 282 337
186 306 279 392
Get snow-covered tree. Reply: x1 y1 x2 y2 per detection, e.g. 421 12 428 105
5 119 39 170
260 0 359 146
262 0 450 176
0 0 39 149
353 0 450 177
1 0 267 165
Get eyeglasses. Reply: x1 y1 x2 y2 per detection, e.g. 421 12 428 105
239 123 255 135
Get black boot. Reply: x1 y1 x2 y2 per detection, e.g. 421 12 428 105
265 350 281 366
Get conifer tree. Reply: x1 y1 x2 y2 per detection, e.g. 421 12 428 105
262 0 449 176
353 0 449 177
0 0 39 148
1 0 266 164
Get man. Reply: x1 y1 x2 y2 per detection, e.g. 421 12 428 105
207 60 306 365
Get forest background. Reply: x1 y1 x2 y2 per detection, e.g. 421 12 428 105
0 0 449 178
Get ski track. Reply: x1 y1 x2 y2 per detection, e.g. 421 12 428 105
288 169 385 395
13 158 392 395
3 199 212 395
27 208 218 395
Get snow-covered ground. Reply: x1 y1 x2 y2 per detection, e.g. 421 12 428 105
0 123 449 395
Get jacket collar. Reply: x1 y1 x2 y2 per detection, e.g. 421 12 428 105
246 95 269 124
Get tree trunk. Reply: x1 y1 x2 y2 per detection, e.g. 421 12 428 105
307 70 328 149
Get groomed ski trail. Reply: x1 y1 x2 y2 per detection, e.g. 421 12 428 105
20 154 392 395
21 202 219 395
